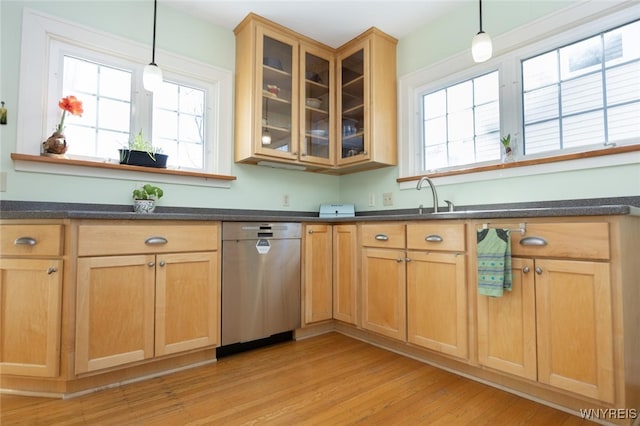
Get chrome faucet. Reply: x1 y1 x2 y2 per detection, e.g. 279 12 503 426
416 176 439 213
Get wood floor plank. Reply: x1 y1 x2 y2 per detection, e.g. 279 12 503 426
1 333 593 425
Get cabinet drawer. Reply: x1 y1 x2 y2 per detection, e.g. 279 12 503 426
361 223 405 248
0 225 63 256
78 224 219 256
407 223 465 252
511 222 609 260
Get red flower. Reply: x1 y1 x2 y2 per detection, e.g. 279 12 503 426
56 95 83 132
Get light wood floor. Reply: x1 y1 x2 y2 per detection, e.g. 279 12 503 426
1 332 592 425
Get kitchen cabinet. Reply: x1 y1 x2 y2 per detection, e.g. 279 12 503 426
302 224 333 324
234 13 396 173
336 29 397 170
0 224 63 377
406 223 468 359
360 223 406 341
333 224 358 325
477 222 615 403
75 222 220 374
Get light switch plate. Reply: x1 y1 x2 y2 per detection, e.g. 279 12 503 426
382 192 393 206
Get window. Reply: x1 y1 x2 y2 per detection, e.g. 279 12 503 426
522 20 640 155
16 9 232 181
399 3 639 180
422 71 500 170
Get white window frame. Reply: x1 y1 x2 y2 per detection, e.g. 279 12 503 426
398 1 640 187
15 9 233 187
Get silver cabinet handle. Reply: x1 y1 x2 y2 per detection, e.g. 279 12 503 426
405 257 412 262
308 229 314 234
148 262 155 267
145 237 168 245
47 267 58 275
535 267 543 275
375 234 389 241
14 237 37 246
425 235 443 243
396 257 403 262
159 260 166 267
522 266 530 273
520 236 548 246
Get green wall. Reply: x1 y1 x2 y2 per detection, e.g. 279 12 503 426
1 1 637 213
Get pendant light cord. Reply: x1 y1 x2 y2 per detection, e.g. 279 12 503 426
478 0 484 33
151 0 158 65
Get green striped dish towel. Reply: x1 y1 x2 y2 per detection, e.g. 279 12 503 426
477 228 512 297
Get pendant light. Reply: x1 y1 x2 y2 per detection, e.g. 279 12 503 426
143 0 163 92
471 0 492 63
261 99 272 145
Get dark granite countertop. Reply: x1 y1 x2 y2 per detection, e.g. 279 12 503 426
1 197 639 222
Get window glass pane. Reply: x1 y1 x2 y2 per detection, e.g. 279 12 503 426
448 109 473 141
447 81 472 112
524 120 560 154
606 61 640 105
424 144 447 170
99 67 131 101
522 51 558 91
97 98 130 132
424 90 446 119
560 35 602 80
524 85 558 123
604 20 640 67
608 103 640 142
63 57 97 93
424 117 446 147
562 73 603 115
563 111 604 148
474 72 499 104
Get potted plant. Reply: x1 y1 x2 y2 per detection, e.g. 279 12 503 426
132 183 164 213
119 130 168 168
500 134 513 162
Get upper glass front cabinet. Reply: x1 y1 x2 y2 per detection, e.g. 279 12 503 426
261 35 294 155
302 49 332 163
340 48 365 160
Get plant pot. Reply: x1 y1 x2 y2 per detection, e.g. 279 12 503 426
133 199 156 214
119 149 168 168
43 131 68 155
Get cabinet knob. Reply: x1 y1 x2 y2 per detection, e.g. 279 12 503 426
308 229 314 234
522 266 530 273
14 237 37 246
405 257 412 262
148 262 155 267
535 267 543 275
47 267 58 275
159 260 166 267
396 257 403 263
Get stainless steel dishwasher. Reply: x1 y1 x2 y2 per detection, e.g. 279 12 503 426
219 222 301 356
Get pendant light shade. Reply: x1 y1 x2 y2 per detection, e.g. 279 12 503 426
143 0 163 92
471 0 492 63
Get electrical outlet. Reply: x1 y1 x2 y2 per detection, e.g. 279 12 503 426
368 192 375 207
283 194 290 207
382 192 393 206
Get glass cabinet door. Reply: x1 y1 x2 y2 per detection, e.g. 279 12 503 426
338 44 367 164
300 46 334 165
257 29 298 159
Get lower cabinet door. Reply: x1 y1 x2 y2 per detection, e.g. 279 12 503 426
303 224 333 324
477 258 537 380
155 252 219 356
535 258 614 403
407 251 467 359
361 248 406 341
0 258 63 377
75 255 155 374
333 224 358 325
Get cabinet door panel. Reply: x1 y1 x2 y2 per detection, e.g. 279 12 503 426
361 248 406 340
0 259 62 377
477 258 537 380
303 225 333 324
155 252 219 356
407 251 467 359
333 225 358 325
76 255 155 374
535 259 614 403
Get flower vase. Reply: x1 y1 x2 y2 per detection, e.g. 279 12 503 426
42 131 68 158
501 145 514 163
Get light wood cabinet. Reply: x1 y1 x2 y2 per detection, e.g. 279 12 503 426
360 224 406 341
333 224 358 325
0 224 63 378
234 13 396 173
477 221 615 403
335 29 397 171
302 224 333 324
406 223 468 359
75 222 220 374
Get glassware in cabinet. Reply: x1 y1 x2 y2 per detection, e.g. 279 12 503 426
338 47 366 163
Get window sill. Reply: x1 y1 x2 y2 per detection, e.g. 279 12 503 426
398 144 640 184
11 153 237 183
